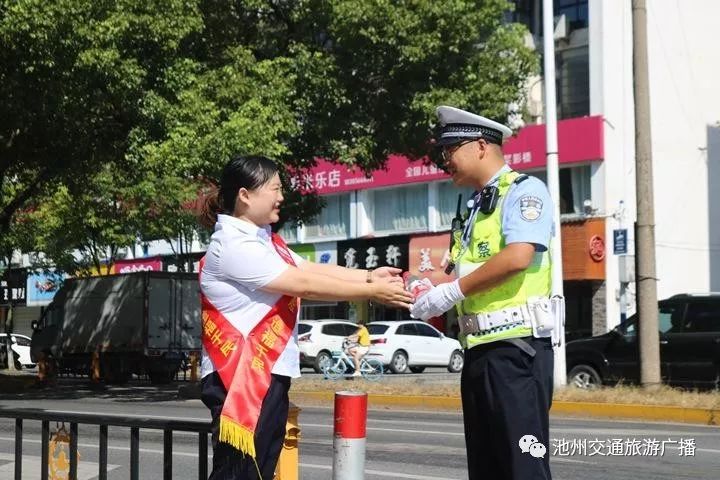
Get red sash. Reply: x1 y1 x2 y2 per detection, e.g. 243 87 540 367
200 232 299 459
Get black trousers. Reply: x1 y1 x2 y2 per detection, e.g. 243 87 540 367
201 372 291 480
461 337 554 480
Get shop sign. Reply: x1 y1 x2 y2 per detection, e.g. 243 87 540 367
113 257 163 274
289 242 337 264
0 269 27 304
314 242 337 265
337 236 409 271
408 233 455 285
589 235 606 262
26 271 66 307
291 116 604 194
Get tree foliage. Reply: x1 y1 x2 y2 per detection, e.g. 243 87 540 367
1 0 537 267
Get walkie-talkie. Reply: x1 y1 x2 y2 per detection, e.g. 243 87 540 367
445 194 463 275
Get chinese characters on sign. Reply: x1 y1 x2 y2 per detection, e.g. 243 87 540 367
338 237 409 272
408 233 455 286
503 151 533 167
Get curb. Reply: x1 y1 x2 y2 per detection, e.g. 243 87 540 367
290 391 720 426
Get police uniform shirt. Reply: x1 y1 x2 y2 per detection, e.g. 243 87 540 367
483 165 554 251
200 214 304 379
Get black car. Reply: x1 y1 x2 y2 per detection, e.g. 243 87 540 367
566 294 720 389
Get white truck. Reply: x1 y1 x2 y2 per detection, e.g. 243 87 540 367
30 272 201 384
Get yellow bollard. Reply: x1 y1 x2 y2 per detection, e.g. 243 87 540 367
275 403 301 480
91 352 101 383
190 352 199 383
37 352 48 383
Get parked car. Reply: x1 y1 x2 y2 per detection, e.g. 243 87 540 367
368 321 464 374
0 333 34 368
298 319 359 373
566 294 720 389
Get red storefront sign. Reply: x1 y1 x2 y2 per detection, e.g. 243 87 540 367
112 257 163 274
293 116 604 194
407 233 455 286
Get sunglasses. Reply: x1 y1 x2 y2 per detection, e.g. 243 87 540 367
440 139 479 163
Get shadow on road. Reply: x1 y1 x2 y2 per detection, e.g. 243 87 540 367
0 375 189 403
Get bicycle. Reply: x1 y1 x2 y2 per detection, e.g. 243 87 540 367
322 339 383 381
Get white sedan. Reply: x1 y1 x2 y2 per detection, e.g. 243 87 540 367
0 333 35 368
368 321 464 374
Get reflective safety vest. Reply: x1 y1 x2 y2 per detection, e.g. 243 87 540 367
451 170 552 349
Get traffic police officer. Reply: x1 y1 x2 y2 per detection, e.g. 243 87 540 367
410 106 556 480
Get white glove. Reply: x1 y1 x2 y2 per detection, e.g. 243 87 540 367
410 280 465 321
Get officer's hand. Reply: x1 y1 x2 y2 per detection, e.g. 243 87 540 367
409 280 465 321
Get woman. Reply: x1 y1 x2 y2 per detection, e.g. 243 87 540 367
198 155 413 480
347 318 371 377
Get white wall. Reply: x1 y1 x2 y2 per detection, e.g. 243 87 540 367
590 0 636 329
594 0 720 326
646 1 720 298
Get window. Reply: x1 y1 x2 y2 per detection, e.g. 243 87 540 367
304 194 351 239
396 323 418 336
556 45 589 119
278 223 298 243
368 324 389 335
624 303 685 336
298 323 312 335
13 335 31 347
659 303 685 334
342 324 358 336
437 181 477 229
684 302 720 333
532 165 591 215
371 185 428 233
416 323 441 338
555 0 589 32
322 323 351 336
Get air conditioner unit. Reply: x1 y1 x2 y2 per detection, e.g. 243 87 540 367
553 14 568 41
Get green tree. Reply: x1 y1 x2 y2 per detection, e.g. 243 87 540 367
21 165 142 276
2 0 536 267
0 0 203 235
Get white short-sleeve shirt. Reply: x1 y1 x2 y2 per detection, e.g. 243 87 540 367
199 214 304 379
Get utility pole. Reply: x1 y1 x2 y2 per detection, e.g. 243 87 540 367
632 0 661 386
542 0 566 387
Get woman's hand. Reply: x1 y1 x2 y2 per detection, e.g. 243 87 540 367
370 277 414 309
371 266 403 284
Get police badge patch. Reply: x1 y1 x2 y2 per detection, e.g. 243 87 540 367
519 195 543 221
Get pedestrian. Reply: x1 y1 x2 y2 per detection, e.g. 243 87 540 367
198 155 413 480
410 106 559 480
346 318 370 377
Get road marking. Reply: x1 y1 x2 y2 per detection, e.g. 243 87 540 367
0 452 120 479
368 418 461 428
300 462 460 479
0 437 204 458
301 423 465 436
552 427 720 438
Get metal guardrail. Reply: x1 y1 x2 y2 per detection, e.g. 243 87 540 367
0 407 211 480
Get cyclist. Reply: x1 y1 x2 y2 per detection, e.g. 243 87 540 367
347 319 371 377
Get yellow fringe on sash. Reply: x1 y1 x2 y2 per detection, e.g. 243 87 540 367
219 415 256 458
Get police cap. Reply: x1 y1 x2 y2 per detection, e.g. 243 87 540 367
434 106 512 147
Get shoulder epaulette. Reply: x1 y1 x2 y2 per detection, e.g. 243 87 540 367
513 174 529 185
